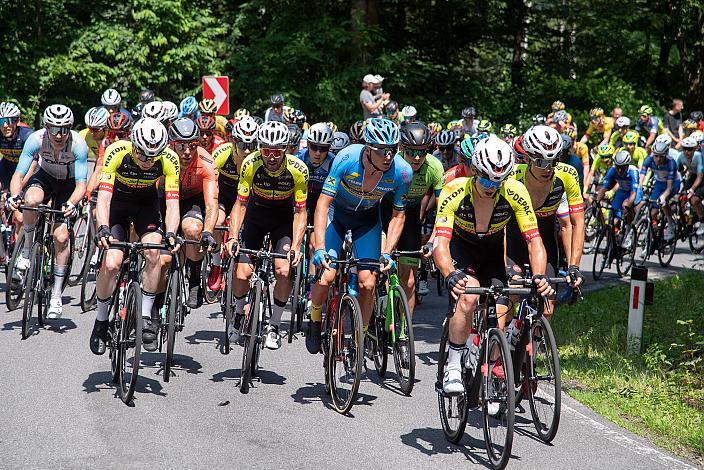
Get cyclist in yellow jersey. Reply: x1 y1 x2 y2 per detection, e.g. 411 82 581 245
90 118 181 355
433 136 553 395
622 130 648 168
580 107 614 148
224 121 308 350
584 143 615 196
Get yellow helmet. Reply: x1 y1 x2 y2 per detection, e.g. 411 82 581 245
234 108 250 118
551 100 565 111
597 143 615 158
623 130 640 145
639 105 653 116
589 107 604 120
327 121 338 133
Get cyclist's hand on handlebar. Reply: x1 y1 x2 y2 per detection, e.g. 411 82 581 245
164 232 180 254
421 242 433 259
96 225 112 250
201 230 216 251
567 264 584 288
62 201 78 219
313 249 333 270
288 247 302 267
224 238 239 257
379 253 394 273
532 274 555 297
446 269 468 300
6 194 21 211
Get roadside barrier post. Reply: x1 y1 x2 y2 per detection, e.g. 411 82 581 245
627 266 648 354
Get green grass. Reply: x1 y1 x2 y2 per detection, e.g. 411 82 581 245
552 270 704 464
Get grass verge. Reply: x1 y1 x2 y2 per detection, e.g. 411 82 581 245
552 270 703 464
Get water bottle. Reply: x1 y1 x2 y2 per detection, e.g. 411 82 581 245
509 319 522 350
464 329 479 370
349 266 359 297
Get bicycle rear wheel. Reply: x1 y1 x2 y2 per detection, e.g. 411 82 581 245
481 328 515 470
689 229 704 253
634 218 651 266
6 231 24 311
80 244 99 312
391 286 415 396
201 250 220 304
68 212 89 286
119 281 142 404
288 261 304 344
21 242 42 340
616 223 635 276
239 283 261 394
164 266 180 382
591 229 609 280
367 290 388 377
222 259 234 354
327 293 364 414
528 316 561 443
657 231 677 267
437 319 468 443
583 204 600 254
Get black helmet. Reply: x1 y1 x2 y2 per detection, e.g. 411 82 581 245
169 117 200 142
462 106 476 119
533 113 547 125
385 100 398 114
131 102 144 121
400 121 431 147
690 111 703 122
287 124 302 147
270 94 284 105
139 89 154 104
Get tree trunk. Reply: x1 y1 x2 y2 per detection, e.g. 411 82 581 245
655 0 675 95
508 0 527 86
674 3 704 108
351 0 379 65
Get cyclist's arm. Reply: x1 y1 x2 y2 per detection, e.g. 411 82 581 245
291 157 309 250
558 217 572 265
10 132 40 197
313 194 332 251
162 149 181 235
432 236 455 278
201 155 219 234
383 209 406 254
691 170 703 192
68 136 89 206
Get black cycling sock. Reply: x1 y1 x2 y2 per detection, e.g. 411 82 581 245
449 341 465 350
187 258 201 285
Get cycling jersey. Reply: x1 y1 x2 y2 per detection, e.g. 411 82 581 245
178 146 218 201
322 143 412 212
0 124 33 188
640 155 681 183
403 153 444 207
433 148 461 172
584 117 614 139
99 141 180 200
16 129 89 182
509 163 584 218
204 135 226 155
635 116 664 136
627 146 648 168
78 128 101 161
677 150 703 177
212 142 241 184
575 141 589 165
237 152 308 211
603 165 640 193
563 155 584 188
443 163 469 184
435 176 539 243
295 148 335 196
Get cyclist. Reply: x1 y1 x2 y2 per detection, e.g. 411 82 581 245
1 102 34 192
500 124 517 142
580 107 614 147
583 143 615 197
444 137 475 183
434 129 460 171
610 116 631 148
385 101 403 125
90 117 180 354
264 94 286 123
295 123 335 229
622 130 648 168
476 119 493 137
306 118 412 355
547 100 574 127
138 88 155 105
460 107 477 136
6 105 89 319
209 118 260 293
427 122 443 140
86 112 132 197
533 114 547 126
161 101 179 128
401 106 418 124
142 101 164 121
101 88 130 117
196 114 226 155
433 136 552 395
287 124 303 154
79 107 109 162
224 121 308 350
559 134 584 188
331 131 350 156
506 126 584 319
350 121 365 144
635 105 665 149
198 98 228 138
677 136 704 235
169 118 219 308
596 150 642 232
639 136 681 241
179 96 198 120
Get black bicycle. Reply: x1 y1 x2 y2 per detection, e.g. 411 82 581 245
67 195 96 287
288 225 313 343
201 224 229 304
592 200 636 279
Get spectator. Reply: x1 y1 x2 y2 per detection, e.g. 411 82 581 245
664 98 684 148
360 74 389 119
264 94 286 122
612 106 623 122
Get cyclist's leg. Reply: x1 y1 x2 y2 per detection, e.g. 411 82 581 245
268 218 294 346
47 177 77 316
351 215 383 328
15 173 48 280
180 196 206 306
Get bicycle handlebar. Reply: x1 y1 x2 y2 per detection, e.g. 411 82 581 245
238 247 290 260
391 246 431 258
465 276 569 297
19 204 66 215
106 240 169 251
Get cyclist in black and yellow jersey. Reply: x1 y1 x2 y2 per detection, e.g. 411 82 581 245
208 117 260 292
506 125 585 317
224 121 309 350
90 117 181 355
432 136 553 395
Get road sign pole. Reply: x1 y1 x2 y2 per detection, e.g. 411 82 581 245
627 266 647 354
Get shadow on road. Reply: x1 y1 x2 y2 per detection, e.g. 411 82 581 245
83 370 118 395
291 382 378 415
2 318 77 335
400 425 491 466
184 329 226 352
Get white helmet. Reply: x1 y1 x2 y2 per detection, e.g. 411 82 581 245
522 125 562 162
142 101 164 120
681 136 698 149
654 133 672 146
43 104 74 127
472 135 514 182
614 150 631 166
690 130 704 145
101 88 122 107
84 107 109 128
233 118 259 143
0 102 21 119
401 105 417 118
160 101 178 122
307 122 334 146
615 116 631 128
131 117 168 157
257 121 289 148
331 132 351 152
652 134 671 155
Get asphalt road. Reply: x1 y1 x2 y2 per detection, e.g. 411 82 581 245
0 250 701 469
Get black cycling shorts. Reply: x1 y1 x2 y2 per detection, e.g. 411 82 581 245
450 237 507 288
26 168 75 211
218 180 238 215
109 195 162 241
180 193 206 222
506 217 558 278
239 209 293 263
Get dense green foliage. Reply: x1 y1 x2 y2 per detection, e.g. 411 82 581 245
2 0 703 129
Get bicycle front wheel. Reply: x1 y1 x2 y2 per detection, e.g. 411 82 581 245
591 229 609 280
616 223 635 277
657 231 677 267
327 293 364 414
68 212 89 286
164 266 180 382
366 290 388 377
288 260 304 344
222 259 234 354
21 242 42 340
391 286 415 396
5 232 25 311
689 228 704 253
481 328 515 470
239 283 261 394
201 250 220 304
634 218 652 266
80 244 99 312
437 319 468 443
119 281 142 405
528 316 561 443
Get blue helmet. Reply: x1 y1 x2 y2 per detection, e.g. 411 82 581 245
179 96 198 117
364 118 400 146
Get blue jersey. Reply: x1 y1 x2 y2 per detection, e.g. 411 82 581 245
677 150 704 176
564 154 584 188
640 154 680 183
295 148 335 195
635 116 660 135
0 125 34 165
16 129 89 182
322 143 412 212
603 165 640 193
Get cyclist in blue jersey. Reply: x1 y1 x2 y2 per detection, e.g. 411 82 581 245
6 105 88 319
597 150 641 223
305 118 412 354
0 102 34 191
635 105 663 149
639 137 681 240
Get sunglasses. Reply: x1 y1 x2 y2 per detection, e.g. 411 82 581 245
368 145 397 159
236 141 257 151
272 104 283 109
134 149 155 162
174 142 198 152
476 174 501 190
532 158 557 169
309 143 330 153
404 148 427 158
200 131 214 137
47 126 70 136
261 147 285 158
684 148 696 152
0 117 19 126
88 127 103 133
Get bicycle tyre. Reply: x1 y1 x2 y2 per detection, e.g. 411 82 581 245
591 229 609 280
288 261 304 344
528 316 561 443
689 229 704 253
391 286 415 396
67 212 89 286
164 266 180 382
201 250 220 304
21 242 42 339
119 281 142 405
616 223 635 277
223 259 234 354
368 290 388 377
80 243 99 312
6 231 25 311
239 283 261 394
634 218 651 266
657 232 677 267
481 328 515 470
327 293 364 414
437 319 468 443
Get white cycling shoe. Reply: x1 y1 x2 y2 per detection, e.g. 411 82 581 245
443 367 464 395
47 298 63 320
264 325 281 350
12 254 30 282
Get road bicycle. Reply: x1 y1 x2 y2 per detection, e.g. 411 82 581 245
592 200 636 279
